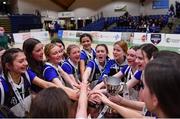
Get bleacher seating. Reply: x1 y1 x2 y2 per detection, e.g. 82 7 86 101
106 17 119 26
80 15 168 33
80 18 105 31
9 14 42 33
174 24 180 33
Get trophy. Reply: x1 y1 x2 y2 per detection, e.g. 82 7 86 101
97 76 126 118
104 76 125 95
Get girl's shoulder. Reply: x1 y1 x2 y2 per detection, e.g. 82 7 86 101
61 60 72 67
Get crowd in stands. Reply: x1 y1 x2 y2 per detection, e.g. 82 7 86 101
117 12 166 32
0 12 171 34
81 13 168 33
0 30 180 118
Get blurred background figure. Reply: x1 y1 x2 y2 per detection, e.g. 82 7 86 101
0 46 5 74
0 27 9 49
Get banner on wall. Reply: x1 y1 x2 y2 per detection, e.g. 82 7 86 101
132 32 148 44
150 34 162 45
61 30 180 50
114 5 127 12
147 33 166 46
13 31 50 43
91 31 122 42
13 33 31 43
132 33 180 48
13 30 180 51
58 11 74 18
121 32 134 44
31 31 50 41
163 34 180 48
133 33 168 45
61 30 122 43
58 30 63 39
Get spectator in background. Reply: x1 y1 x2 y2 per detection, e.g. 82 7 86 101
54 21 61 33
6 33 15 47
0 27 9 49
167 4 175 32
167 15 174 32
48 22 55 38
0 47 5 74
170 4 175 16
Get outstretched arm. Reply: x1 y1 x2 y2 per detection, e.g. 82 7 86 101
109 95 145 111
126 78 140 89
79 60 86 79
52 78 79 100
113 71 123 79
76 83 88 118
93 81 105 90
93 92 144 118
58 66 80 88
82 67 92 84
93 70 124 91
32 76 57 88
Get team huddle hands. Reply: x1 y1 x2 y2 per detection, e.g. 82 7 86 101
0 33 180 118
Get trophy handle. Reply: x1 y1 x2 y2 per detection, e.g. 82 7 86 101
119 82 125 93
103 75 108 85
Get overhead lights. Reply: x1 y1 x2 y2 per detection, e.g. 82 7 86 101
3 1 6 4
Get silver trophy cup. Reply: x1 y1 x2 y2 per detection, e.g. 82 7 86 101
103 76 125 95
97 76 125 118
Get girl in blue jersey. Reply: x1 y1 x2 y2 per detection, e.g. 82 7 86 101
82 44 111 88
91 40 128 85
116 46 139 82
92 44 158 104
98 44 158 116
61 44 81 84
93 46 141 100
92 51 180 118
44 43 79 100
109 44 158 101
108 40 128 76
0 48 36 117
51 38 67 63
126 43 158 90
23 38 57 93
79 33 96 78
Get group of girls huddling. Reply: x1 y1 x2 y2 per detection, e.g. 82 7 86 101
0 33 180 118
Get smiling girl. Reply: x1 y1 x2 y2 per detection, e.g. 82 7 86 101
61 44 81 85
23 38 57 93
43 43 79 100
126 43 158 89
108 40 128 76
82 44 111 88
79 33 96 79
0 48 35 117
92 51 180 118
